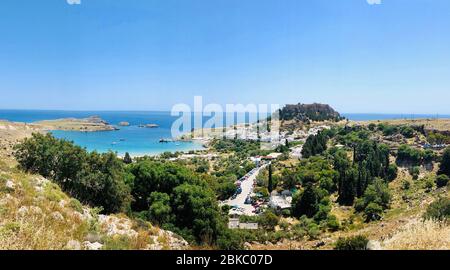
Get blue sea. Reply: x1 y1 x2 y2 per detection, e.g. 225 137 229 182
1 110 449 156
0 110 262 156
341 113 450 121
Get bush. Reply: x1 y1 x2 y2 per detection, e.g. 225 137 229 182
259 210 280 230
438 147 450 176
409 166 420 180
334 235 369 250
216 229 244 250
436 174 449 188
423 176 435 192
423 197 450 221
326 215 341 231
387 164 398 181
364 203 383 221
401 180 411 190
397 145 423 166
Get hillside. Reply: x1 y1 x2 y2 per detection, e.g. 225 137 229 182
0 123 188 250
249 166 449 250
0 157 188 250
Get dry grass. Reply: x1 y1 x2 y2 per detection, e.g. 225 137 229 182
382 219 450 250
0 170 90 250
0 162 186 250
353 118 450 132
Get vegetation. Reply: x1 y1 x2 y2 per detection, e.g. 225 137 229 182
334 235 369 250
14 133 131 213
438 147 450 177
427 131 450 144
435 174 449 188
292 184 329 220
423 197 450 221
123 152 133 164
211 139 269 158
397 144 432 166
354 179 391 221
301 131 328 158
9 117 448 250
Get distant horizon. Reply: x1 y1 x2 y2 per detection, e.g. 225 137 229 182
1 108 450 117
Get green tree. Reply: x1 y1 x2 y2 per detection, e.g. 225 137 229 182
436 174 449 188
268 163 274 193
387 164 398 181
14 133 132 214
148 192 173 225
438 147 450 177
364 202 383 221
123 152 133 164
360 178 391 210
172 183 222 244
259 210 280 230
301 131 328 158
292 184 321 218
129 160 199 211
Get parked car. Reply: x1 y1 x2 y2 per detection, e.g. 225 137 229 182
245 196 252 205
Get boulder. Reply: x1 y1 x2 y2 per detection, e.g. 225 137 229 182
367 240 382 250
66 240 82 250
83 241 103 250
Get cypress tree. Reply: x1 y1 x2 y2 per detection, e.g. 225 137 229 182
268 163 274 193
123 152 132 164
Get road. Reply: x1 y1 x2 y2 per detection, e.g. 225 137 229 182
223 163 269 216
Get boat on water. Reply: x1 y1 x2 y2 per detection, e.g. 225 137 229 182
139 123 160 128
159 138 172 143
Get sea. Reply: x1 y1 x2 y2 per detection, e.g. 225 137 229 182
0 110 449 156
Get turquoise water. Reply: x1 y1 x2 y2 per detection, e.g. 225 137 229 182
0 110 206 156
1 110 449 156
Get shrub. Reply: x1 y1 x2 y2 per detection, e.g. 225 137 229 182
401 180 411 190
397 145 423 166
438 147 450 176
216 229 244 250
259 210 280 230
423 197 450 221
423 177 435 192
364 202 383 221
354 198 366 212
326 215 341 231
436 175 449 188
410 166 420 180
387 164 398 181
334 235 369 250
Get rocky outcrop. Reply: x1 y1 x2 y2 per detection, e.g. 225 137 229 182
279 103 343 122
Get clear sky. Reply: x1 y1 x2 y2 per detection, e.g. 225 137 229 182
1 0 449 113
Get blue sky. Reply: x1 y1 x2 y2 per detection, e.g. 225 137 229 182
0 0 449 113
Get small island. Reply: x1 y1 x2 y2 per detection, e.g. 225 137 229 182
34 116 118 132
